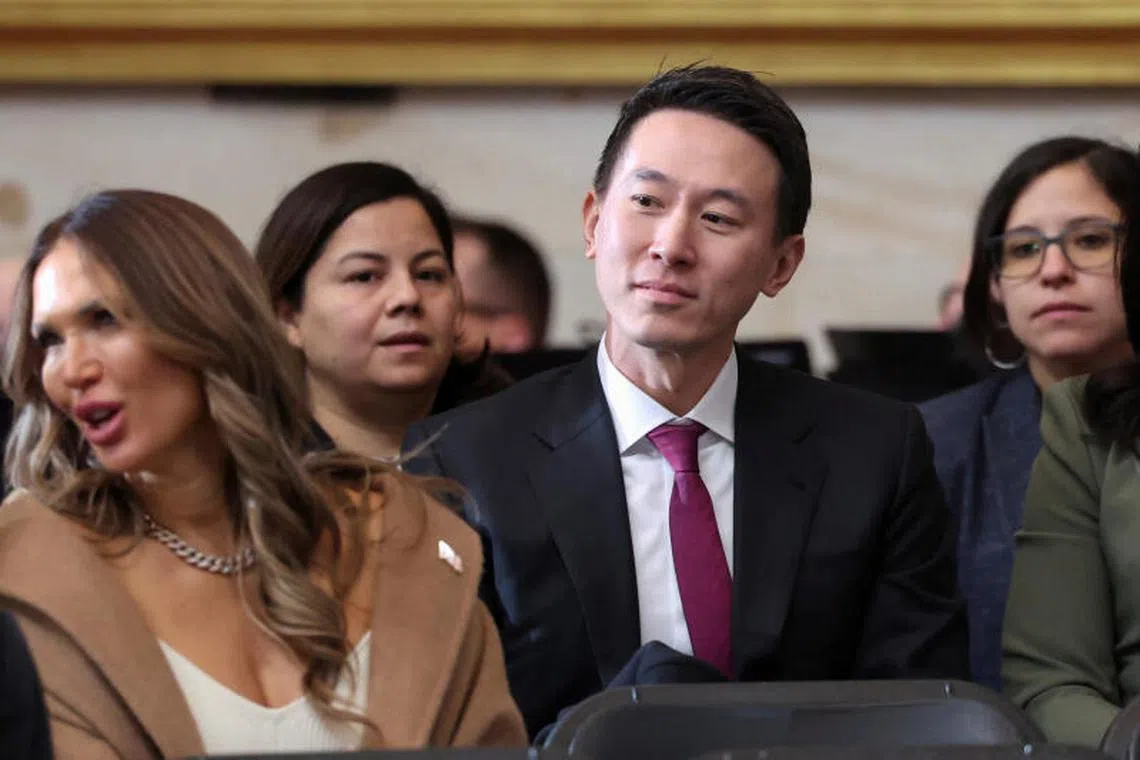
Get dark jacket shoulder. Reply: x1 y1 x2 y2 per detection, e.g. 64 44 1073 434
736 357 931 460
408 351 926 461
754 358 920 418
919 369 1033 472
408 360 585 441
920 372 1009 434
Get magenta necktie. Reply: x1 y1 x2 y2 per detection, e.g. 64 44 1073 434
646 421 733 677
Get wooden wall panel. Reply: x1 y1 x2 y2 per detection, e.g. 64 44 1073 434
1 1 1138 85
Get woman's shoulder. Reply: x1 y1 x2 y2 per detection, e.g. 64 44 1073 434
343 471 483 582
0 493 127 639
0 490 78 547
378 473 480 564
920 371 1020 430
918 372 1014 464
1037 375 1135 500
1039 375 1116 469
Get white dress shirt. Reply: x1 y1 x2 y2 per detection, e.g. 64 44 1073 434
597 341 737 656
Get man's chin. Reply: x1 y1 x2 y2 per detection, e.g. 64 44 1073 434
627 329 700 355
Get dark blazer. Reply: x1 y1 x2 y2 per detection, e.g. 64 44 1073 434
920 367 1041 691
404 349 969 736
0 609 52 759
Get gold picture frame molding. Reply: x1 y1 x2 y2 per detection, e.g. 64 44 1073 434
1 1 1139 86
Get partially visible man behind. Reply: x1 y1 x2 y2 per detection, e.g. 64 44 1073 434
452 216 552 353
406 64 968 737
937 258 971 332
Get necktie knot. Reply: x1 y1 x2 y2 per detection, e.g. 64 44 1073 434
647 421 707 473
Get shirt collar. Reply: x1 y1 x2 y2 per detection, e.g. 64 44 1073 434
597 338 737 454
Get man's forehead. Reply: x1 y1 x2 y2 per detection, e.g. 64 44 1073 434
616 111 778 181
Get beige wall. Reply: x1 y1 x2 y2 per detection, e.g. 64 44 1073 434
1 86 1137 369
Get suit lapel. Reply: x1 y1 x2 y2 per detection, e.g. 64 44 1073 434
731 358 827 674
527 352 641 685
980 369 1042 535
0 498 203 758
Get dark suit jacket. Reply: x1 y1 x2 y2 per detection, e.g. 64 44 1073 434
404 349 969 736
920 367 1041 691
0 609 52 759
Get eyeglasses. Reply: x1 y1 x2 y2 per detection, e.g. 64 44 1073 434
987 220 1123 280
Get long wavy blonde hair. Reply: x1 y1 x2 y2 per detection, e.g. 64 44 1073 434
3 189 418 719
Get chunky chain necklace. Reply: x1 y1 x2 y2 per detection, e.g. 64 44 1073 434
142 512 256 576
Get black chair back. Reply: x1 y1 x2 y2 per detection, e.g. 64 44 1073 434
692 747 1108 760
825 328 983 402
542 681 1041 760
738 340 812 375
181 750 547 760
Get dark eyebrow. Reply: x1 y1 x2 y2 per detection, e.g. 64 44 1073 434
1005 215 1119 234
337 251 388 266
338 250 447 266
632 168 751 212
412 249 449 265
705 188 752 212
1065 215 1119 226
633 168 671 184
31 299 108 338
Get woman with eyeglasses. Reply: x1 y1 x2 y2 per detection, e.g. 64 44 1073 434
919 137 1139 692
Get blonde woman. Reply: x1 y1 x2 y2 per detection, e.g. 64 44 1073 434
0 189 525 758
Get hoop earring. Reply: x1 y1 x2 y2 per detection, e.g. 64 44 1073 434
984 332 1026 370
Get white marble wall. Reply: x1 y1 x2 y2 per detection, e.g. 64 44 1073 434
1 86 1138 370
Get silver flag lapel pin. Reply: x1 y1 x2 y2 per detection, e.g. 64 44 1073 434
438 539 464 574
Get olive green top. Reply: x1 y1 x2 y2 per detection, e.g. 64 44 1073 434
1003 374 1140 748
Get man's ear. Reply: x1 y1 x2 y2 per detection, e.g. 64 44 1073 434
759 234 806 298
583 190 601 261
276 299 304 349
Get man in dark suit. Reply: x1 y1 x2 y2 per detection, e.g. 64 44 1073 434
404 64 968 737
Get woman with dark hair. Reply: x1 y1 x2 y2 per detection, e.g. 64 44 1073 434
0 189 524 757
920 137 1140 691
255 162 510 460
1002 180 1140 746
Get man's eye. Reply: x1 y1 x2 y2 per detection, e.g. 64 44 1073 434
703 212 737 227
